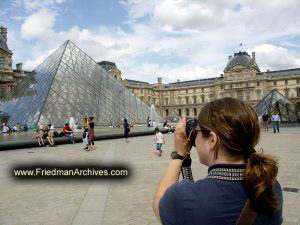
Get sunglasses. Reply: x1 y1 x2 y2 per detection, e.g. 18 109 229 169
194 127 205 136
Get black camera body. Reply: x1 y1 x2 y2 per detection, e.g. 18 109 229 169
185 117 198 147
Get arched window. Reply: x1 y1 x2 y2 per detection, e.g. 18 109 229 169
193 108 197 116
178 109 182 116
0 57 4 69
165 109 169 117
186 108 189 116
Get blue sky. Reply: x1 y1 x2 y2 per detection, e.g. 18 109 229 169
1 0 300 83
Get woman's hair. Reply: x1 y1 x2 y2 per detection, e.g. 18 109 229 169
124 119 127 122
197 97 279 214
155 127 159 133
35 128 39 132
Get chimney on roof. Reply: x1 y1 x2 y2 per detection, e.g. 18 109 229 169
0 26 7 41
158 77 162 84
252 52 256 62
16 63 23 71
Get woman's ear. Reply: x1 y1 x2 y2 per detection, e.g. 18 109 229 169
208 131 218 152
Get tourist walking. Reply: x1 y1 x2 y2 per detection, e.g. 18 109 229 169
147 117 151 127
271 112 280 133
155 127 165 156
153 97 283 225
262 112 269 132
82 117 89 150
32 128 45 147
124 119 130 142
87 117 95 151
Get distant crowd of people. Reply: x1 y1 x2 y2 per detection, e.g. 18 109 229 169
1 122 28 133
258 112 281 133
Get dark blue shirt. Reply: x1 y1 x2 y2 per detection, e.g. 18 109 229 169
159 164 283 225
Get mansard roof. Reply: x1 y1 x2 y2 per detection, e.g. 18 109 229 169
225 51 259 71
167 77 222 88
125 79 150 86
264 68 300 78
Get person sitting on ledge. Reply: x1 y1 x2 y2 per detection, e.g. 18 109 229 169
32 128 45 147
153 97 283 225
63 123 75 143
44 127 55 146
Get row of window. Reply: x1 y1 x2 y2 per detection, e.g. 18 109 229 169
273 79 300 85
165 108 198 117
144 87 300 106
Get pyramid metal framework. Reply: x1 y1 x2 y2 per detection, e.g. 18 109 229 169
255 89 299 122
0 40 164 127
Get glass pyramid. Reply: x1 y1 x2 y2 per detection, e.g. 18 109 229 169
255 89 299 122
0 40 164 127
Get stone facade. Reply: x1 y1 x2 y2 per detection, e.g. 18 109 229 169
0 26 25 99
97 61 122 81
104 52 300 118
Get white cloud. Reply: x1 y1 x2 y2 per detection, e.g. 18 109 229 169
120 0 155 19
251 44 300 71
12 0 300 83
21 9 56 40
12 0 67 13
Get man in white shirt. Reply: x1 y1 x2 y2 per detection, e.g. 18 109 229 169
2 126 9 133
271 113 280 133
152 120 156 127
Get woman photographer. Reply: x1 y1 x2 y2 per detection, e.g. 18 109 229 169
153 97 283 225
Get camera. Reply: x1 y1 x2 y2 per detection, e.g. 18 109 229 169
185 117 198 147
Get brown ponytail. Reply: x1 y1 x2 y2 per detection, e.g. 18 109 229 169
244 152 279 215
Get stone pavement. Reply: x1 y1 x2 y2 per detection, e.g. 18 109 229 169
0 127 299 225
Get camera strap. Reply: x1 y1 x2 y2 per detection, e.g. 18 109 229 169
181 153 194 182
236 199 257 225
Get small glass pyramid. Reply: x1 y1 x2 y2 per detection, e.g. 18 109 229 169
255 89 299 122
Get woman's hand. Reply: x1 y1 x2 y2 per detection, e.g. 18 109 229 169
174 117 190 156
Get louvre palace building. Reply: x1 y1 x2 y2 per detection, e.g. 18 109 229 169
100 51 300 119
0 26 25 100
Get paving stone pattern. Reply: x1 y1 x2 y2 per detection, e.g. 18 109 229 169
0 127 299 225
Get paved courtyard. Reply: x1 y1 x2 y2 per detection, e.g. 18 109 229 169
0 127 299 225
